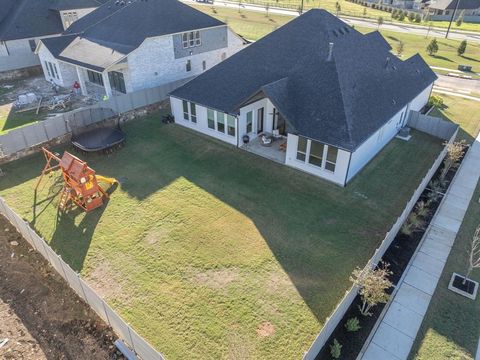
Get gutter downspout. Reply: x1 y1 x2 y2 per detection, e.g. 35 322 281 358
344 151 353 187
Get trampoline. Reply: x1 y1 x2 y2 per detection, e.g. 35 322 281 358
72 127 126 153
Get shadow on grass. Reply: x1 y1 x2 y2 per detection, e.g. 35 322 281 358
431 54 454 63
1 106 42 133
461 55 480 63
0 113 445 324
429 106 475 143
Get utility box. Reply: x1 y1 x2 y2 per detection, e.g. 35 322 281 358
458 64 472 72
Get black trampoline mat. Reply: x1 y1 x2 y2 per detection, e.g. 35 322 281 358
72 128 126 152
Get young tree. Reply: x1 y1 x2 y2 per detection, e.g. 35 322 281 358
396 40 405 56
391 9 398 19
398 11 405 21
265 3 270 17
427 38 439 55
440 140 466 180
458 39 467 56
330 339 342 359
456 10 465 26
363 7 367 17
377 16 384 29
336 1 341 16
415 13 422 22
350 262 392 316
408 12 415 21
463 226 480 285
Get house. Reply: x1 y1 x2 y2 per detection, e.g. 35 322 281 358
36 0 246 98
169 10 437 186
0 0 106 73
428 0 480 22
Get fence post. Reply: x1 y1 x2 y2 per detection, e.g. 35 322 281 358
58 255 68 281
40 237 52 263
127 326 137 353
24 221 37 250
77 274 88 302
102 300 112 326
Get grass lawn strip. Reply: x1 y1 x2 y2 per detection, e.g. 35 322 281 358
409 170 480 360
0 111 443 359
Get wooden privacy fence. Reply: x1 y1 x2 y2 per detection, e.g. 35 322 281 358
0 197 165 360
303 120 458 360
0 77 193 158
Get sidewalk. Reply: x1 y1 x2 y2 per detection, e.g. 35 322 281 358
360 133 480 360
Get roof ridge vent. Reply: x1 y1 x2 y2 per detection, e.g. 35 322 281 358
327 42 334 61
385 56 391 69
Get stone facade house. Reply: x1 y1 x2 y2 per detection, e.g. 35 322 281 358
36 0 246 97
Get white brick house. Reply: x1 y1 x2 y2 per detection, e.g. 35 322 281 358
36 0 246 97
170 10 437 186
0 0 106 73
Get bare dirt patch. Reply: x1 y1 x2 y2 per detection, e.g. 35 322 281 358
0 215 123 359
192 267 240 290
85 260 131 305
256 321 275 337
265 271 294 295
144 227 171 245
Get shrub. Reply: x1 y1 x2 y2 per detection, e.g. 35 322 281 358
440 140 466 180
378 16 384 29
415 13 422 22
428 94 444 108
398 12 405 21
401 212 426 236
391 9 398 19
427 38 439 55
426 179 446 205
330 339 342 359
350 262 392 316
408 12 415 21
396 40 405 56
458 40 467 56
345 317 361 332
415 200 430 218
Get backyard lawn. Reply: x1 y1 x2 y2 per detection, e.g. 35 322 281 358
0 112 443 359
192 5 480 73
409 176 480 360
429 94 480 143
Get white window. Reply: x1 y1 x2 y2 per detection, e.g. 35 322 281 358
246 111 253 133
63 11 78 28
45 61 59 80
206 108 235 136
182 101 197 123
182 31 201 49
296 136 338 173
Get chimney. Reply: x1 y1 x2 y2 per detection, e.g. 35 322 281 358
327 42 334 61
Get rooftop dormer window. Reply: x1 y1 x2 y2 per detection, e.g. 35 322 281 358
182 31 201 49
63 11 78 29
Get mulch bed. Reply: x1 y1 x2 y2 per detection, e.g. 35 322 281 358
315 147 468 360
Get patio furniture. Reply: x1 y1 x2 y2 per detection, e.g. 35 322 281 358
260 133 273 147
279 141 287 152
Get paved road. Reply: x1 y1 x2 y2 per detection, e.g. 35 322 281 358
434 74 480 94
188 0 480 43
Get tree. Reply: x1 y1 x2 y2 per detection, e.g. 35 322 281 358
391 9 398 19
377 16 384 29
363 7 367 17
265 3 270 17
336 1 341 16
408 12 415 21
415 13 422 22
398 11 405 21
458 40 467 56
428 94 444 108
427 38 439 55
463 226 480 285
396 40 405 56
456 10 465 26
350 262 392 316
440 140 466 180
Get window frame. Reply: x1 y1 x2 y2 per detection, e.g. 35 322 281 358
87 70 104 86
227 115 235 137
296 136 307 162
325 146 338 173
182 100 189 120
296 136 338 173
182 31 202 49
190 103 197 123
216 112 225 133
308 140 324 167
207 109 215 129
246 111 253 134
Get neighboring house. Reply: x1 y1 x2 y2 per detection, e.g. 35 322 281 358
0 0 106 73
428 0 480 21
36 0 246 98
169 10 436 186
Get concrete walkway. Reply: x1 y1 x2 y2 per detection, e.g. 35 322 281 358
360 133 480 360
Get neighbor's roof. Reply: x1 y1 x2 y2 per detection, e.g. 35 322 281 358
430 0 480 10
0 0 106 41
41 0 225 72
171 9 437 152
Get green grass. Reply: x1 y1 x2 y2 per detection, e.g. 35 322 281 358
409 176 480 360
219 0 480 32
0 112 443 359
429 94 480 143
192 5 480 72
0 105 42 134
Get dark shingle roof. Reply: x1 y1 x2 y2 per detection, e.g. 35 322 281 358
0 0 106 41
41 0 225 71
171 10 436 151
430 0 480 10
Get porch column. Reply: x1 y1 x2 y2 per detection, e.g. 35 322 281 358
102 71 113 98
76 66 88 96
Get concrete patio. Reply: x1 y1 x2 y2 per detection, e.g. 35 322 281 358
361 133 480 360
241 135 287 163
